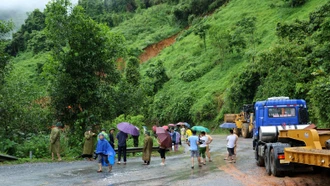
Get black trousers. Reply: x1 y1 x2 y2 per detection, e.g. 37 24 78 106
158 148 166 159
118 145 127 162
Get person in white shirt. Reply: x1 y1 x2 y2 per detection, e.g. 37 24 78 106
198 131 209 165
226 129 238 163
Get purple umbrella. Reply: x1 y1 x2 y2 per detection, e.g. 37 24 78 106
117 122 140 136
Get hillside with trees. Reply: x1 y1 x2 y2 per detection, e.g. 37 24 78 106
1 0 330 158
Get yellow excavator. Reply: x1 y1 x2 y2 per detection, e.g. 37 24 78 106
224 104 254 138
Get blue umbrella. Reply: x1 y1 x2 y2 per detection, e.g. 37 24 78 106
184 122 190 128
191 126 210 133
219 123 237 129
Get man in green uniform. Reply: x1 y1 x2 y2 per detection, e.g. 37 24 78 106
142 132 153 165
82 127 95 160
50 122 62 161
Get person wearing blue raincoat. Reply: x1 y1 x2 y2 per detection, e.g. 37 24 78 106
96 133 115 172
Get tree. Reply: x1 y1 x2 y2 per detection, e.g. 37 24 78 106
0 20 13 85
146 60 169 93
125 57 140 86
192 19 210 51
283 0 307 7
6 9 45 56
209 27 231 59
45 0 126 146
0 20 14 39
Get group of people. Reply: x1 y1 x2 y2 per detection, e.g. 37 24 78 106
49 123 238 173
187 130 213 168
82 127 134 168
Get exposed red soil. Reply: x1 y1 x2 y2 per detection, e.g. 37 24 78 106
139 33 179 63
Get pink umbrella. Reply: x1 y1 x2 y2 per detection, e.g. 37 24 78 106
168 124 176 127
152 125 157 132
176 122 185 126
162 125 169 130
156 127 172 148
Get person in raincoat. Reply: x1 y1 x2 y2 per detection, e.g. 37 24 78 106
50 122 62 161
99 128 110 142
82 127 95 160
180 125 186 143
142 132 153 165
96 133 113 172
185 127 192 142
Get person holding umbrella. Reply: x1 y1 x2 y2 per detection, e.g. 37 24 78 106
156 127 171 166
116 122 140 164
116 130 128 164
157 138 167 166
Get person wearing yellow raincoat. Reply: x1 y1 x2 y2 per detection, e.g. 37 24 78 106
50 122 62 161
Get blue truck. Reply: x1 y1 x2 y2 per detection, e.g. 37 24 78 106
253 97 312 176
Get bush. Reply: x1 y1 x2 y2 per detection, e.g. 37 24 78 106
283 0 307 7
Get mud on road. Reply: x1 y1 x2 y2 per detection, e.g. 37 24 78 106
0 135 329 186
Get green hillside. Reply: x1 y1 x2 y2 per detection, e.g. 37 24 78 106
1 0 330 157
143 0 329 125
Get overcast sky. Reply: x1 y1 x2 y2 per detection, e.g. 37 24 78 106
0 0 79 31
0 0 78 12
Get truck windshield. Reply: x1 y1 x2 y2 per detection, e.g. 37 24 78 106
268 107 296 118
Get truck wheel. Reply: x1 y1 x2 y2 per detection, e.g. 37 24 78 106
242 123 249 138
270 148 283 177
265 147 271 175
256 155 265 167
255 147 265 167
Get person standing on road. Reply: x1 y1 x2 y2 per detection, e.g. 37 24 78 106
185 127 192 142
108 128 115 149
187 130 201 169
234 131 238 155
132 134 139 156
82 127 95 161
142 132 153 165
175 130 181 151
157 138 167 166
170 128 180 152
199 131 208 165
50 122 62 161
205 133 213 162
116 130 128 164
99 128 110 142
180 125 186 143
226 129 238 163
96 133 113 173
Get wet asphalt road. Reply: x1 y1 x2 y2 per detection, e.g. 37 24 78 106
1 135 330 186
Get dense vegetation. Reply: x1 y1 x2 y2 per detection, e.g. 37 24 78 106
1 0 330 158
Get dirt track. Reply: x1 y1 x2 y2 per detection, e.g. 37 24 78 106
0 135 329 186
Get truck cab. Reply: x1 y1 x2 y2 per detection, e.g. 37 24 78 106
252 97 330 177
253 97 309 141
